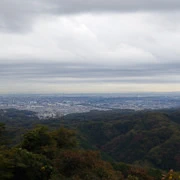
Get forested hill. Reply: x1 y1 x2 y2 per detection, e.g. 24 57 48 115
72 110 180 170
1 108 180 172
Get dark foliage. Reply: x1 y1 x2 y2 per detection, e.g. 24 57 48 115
1 108 180 179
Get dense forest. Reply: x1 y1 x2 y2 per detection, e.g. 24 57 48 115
0 108 180 179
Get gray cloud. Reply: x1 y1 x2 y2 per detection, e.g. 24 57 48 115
49 0 180 13
1 0 180 32
1 1 180 93
1 62 180 84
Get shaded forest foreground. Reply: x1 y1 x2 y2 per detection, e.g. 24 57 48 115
0 108 180 179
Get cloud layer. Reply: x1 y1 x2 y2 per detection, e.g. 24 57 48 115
0 1 180 93
1 0 180 32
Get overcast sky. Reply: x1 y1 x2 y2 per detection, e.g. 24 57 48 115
1 0 180 94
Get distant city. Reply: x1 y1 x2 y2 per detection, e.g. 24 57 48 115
0 93 180 119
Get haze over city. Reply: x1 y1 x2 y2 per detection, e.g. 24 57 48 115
1 0 180 94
